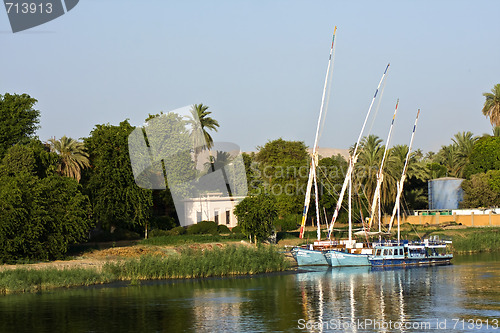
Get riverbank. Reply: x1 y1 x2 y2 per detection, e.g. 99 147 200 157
0 244 290 294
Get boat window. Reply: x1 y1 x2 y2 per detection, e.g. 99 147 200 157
388 249 393 256
399 248 403 256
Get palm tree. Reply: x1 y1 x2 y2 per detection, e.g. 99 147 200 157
48 136 90 182
435 144 459 177
385 144 427 203
482 83 500 127
185 104 220 168
451 131 477 177
353 135 384 209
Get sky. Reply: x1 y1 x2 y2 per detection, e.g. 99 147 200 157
1 0 499 154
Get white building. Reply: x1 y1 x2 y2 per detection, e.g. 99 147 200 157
182 192 245 228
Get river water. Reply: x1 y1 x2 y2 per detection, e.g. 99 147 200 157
0 253 499 333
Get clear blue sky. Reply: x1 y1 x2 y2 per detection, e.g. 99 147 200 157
1 0 499 153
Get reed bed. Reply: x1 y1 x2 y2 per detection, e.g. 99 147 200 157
103 245 289 280
0 245 289 294
0 267 112 294
448 229 500 253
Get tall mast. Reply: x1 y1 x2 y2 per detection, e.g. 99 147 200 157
368 99 399 229
328 63 390 239
299 27 337 239
388 109 421 231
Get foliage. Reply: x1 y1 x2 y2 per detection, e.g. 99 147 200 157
0 267 109 294
0 245 289 294
242 152 263 193
149 226 187 237
169 226 187 235
104 246 289 280
234 193 278 243
231 225 242 234
48 136 90 182
255 138 309 217
0 141 93 262
460 170 500 208
185 104 220 166
186 221 219 235
217 224 231 234
482 83 500 127
464 136 500 177
0 139 58 179
149 215 177 231
446 228 500 253
425 162 447 179
317 154 348 220
273 214 299 232
0 93 40 158
139 112 197 206
83 120 153 232
432 132 478 178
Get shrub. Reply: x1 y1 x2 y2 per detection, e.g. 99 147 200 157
231 225 242 234
167 226 186 236
217 224 231 234
187 221 218 235
148 229 169 237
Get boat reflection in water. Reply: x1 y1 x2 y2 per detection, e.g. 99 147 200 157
295 265 454 332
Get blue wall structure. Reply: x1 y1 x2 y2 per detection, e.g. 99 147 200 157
428 177 464 210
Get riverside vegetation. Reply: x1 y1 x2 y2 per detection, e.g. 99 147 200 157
0 245 290 294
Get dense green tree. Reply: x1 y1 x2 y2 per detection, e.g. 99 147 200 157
83 120 153 232
464 136 500 178
0 141 92 262
255 138 309 217
48 136 90 182
242 152 263 193
0 93 40 158
482 83 500 127
0 139 58 179
460 170 500 208
234 193 277 243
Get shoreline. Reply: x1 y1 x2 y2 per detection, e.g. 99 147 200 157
0 244 291 295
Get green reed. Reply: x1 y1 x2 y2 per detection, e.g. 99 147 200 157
0 245 290 294
103 245 290 280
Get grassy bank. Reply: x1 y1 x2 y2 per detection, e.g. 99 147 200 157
435 228 500 253
140 234 246 246
0 245 290 294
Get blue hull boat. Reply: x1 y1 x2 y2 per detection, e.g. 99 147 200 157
292 247 328 266
324 250 370 267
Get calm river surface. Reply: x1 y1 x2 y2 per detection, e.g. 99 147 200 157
0 253 499 333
